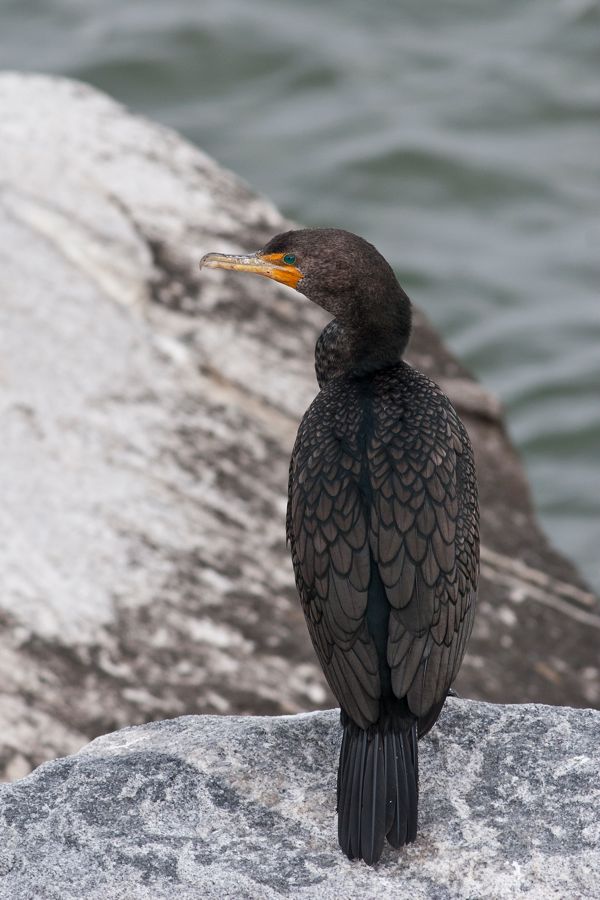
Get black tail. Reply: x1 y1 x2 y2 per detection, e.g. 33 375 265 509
337 714 418 865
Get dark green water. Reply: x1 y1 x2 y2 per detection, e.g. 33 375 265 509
3 0 599 588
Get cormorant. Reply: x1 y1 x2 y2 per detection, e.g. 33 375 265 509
200 228 480 866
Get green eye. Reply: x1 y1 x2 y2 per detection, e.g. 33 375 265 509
283 254 296 265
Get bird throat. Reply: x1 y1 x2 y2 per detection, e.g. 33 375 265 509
314 319 409 387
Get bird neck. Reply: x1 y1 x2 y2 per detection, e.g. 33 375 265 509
314 312 411 388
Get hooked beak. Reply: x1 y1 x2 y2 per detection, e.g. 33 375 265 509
199 251 303 290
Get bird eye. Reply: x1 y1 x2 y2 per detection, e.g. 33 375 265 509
283 254 296 265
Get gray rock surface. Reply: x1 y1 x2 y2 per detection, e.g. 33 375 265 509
0 701 598 899
0 72 599 779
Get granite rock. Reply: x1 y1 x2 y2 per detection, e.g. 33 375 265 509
0 72 598 779
0 701 598 899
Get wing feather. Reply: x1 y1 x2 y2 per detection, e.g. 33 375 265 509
288 385 380 730
367 367 479 721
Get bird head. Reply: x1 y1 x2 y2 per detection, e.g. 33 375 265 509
200 227 412 362
202 227 405 312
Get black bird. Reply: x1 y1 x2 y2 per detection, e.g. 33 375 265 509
200 228 479 865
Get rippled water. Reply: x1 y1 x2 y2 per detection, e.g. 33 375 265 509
3 0 599 588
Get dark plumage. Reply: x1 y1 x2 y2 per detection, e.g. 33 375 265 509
200 227 480 866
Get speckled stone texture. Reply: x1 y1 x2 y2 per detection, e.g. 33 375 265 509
0 72 598 781
0 701 598 899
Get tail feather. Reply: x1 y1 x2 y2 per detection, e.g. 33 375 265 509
360 726 386 864
338 723 363 856
385 728 407 848
409 724 419 840
383 728 396 835
348 727 367 858
337 726 353 852
338 715 418 865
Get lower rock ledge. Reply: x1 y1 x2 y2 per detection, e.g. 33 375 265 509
0 699 598 899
